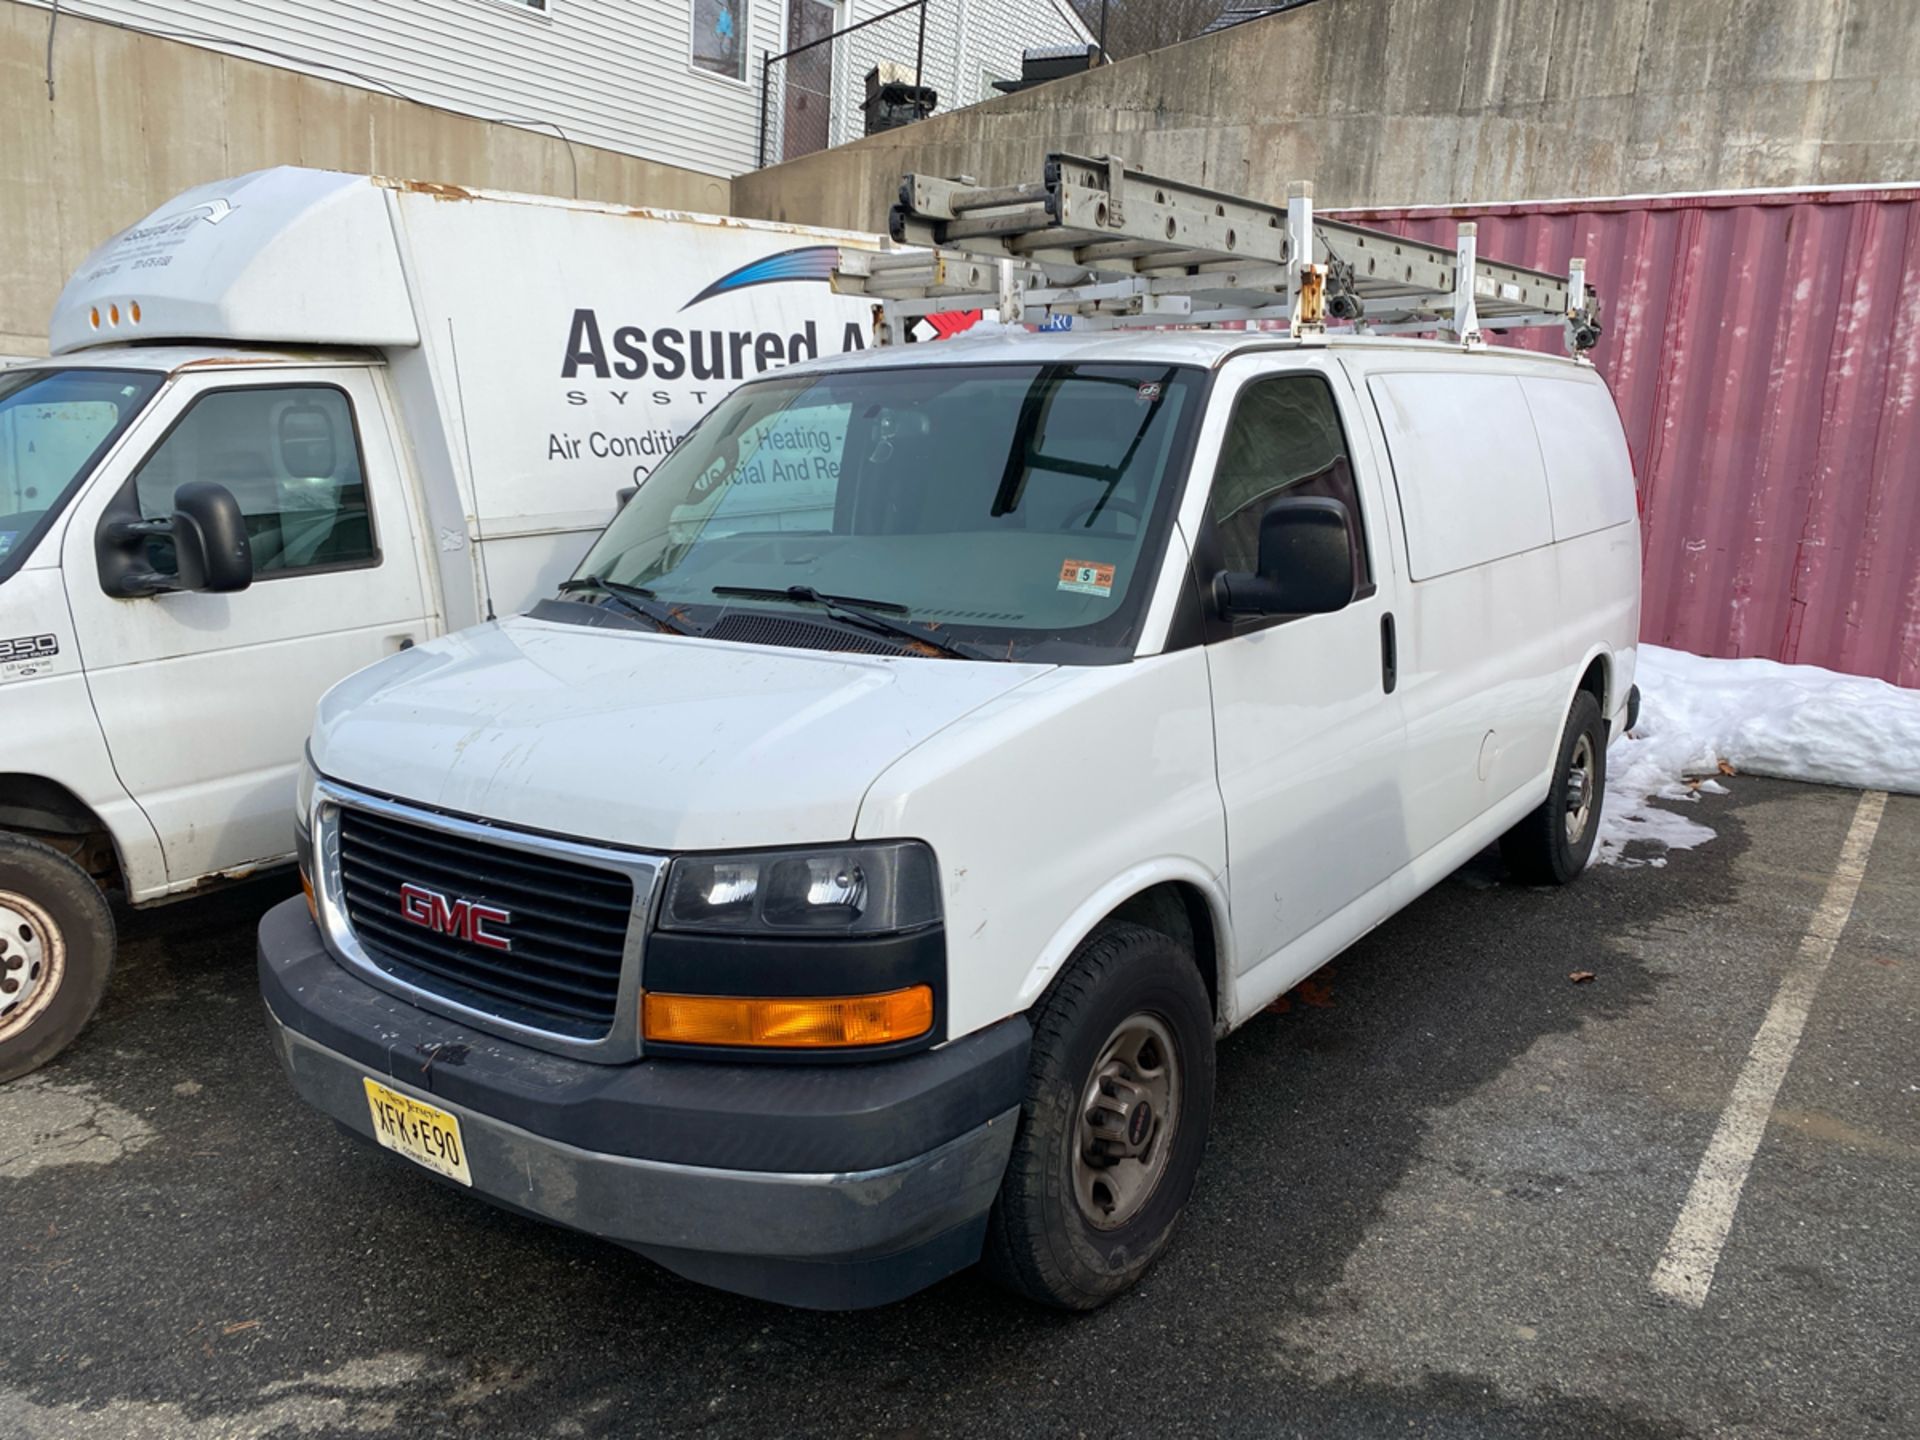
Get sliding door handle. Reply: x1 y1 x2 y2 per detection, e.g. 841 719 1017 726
1380 612 1397 695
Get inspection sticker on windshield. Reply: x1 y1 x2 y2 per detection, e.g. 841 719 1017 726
1058 559 1116 597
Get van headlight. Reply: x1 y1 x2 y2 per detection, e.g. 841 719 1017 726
660 840 940 935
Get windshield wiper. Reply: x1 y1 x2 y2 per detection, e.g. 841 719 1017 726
556 576 694 636
711 584 986 661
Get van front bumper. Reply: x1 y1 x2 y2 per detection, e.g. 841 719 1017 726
257 898 1029 1309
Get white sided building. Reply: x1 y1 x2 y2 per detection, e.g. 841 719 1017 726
21 0 1093 179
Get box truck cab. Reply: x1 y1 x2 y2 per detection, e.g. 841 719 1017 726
0 168 879 1080
260 325 1642 1311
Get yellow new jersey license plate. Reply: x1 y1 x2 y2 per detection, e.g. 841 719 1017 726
362 1077 472 1186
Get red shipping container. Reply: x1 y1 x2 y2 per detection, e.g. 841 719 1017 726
1332 187 1920 689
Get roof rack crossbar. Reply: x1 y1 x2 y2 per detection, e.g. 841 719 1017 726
835 153 1603 354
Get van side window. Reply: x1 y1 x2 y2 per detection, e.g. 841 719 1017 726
131 386 377 577
1209 376 1370 594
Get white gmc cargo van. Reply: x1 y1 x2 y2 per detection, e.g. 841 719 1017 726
261 325 1641 1309
0 168 881 1080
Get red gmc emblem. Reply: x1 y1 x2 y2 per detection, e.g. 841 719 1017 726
399 882 512 952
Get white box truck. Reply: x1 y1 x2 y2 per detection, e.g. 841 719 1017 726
0 167 883 1080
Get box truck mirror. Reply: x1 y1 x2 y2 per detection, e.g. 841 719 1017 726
169 482 254 593
97 481 254 598
1213 497 1354 618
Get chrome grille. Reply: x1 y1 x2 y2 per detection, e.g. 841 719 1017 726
335 805 635 1038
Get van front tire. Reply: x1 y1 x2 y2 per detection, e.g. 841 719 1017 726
1501 691 1607 885
984 922 1215 1310
0 835 116 1083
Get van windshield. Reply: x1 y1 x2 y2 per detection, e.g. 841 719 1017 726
568 362 1204 663
0 367 164 585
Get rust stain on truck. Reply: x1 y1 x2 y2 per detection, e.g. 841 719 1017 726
388 178 478 202
174 348 379 372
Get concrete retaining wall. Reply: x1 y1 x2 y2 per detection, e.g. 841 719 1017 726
733 0 1920 234
1 3 730 356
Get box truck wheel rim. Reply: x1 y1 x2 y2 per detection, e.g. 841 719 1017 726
0 893 60 1041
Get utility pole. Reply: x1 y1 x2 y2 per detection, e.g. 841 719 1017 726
1098 0 1109 63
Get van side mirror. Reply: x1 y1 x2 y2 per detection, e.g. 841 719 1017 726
98 482 254 598
1213 496 1354 617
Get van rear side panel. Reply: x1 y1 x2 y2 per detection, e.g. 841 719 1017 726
1349 353 1637 862
1366 371 1555 581
1518 376 1639 543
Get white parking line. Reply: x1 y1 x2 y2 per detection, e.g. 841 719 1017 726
1649 788 1888 1309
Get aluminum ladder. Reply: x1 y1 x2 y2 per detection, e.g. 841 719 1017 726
831 153 1602 354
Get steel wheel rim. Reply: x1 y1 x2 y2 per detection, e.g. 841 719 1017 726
0 891 62 1044
1073 1012 1179 1230
1564 733 1596 845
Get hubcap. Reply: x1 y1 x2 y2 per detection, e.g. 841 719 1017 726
0 892 63 1044
1564 733 1596 845
1074 1013 1179 1230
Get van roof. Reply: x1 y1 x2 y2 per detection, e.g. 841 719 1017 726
787 328 1597 375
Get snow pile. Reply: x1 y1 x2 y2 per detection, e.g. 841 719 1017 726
1595 644 1920 866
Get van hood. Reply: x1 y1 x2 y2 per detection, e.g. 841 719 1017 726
311 614 1050 851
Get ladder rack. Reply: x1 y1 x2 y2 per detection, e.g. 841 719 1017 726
832 153 1602 354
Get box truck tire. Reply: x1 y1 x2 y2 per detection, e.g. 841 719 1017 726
984 923 1216 1310
1500 691 1608 886
0 836 116 1083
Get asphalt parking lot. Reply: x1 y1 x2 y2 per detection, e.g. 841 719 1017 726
2 776 1915 1439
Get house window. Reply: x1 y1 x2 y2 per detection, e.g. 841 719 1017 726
692 0 747 81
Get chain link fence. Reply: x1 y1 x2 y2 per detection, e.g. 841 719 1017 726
758 0 930 168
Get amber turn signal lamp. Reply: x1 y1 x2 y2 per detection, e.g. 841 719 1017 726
643 986 934 1048
300 867 318 922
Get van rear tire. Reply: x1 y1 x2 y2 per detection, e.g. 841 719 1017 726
983 922 1215 1310
1501 691 1606 885
0 835 116 1083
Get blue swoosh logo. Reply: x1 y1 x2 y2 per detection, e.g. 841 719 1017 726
680 246 842 310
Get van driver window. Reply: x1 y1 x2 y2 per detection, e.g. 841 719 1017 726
1209 375 1369 592
131 387 377 577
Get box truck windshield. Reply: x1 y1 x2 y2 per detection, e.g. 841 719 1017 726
0 367 162 584
568 361 1204 662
